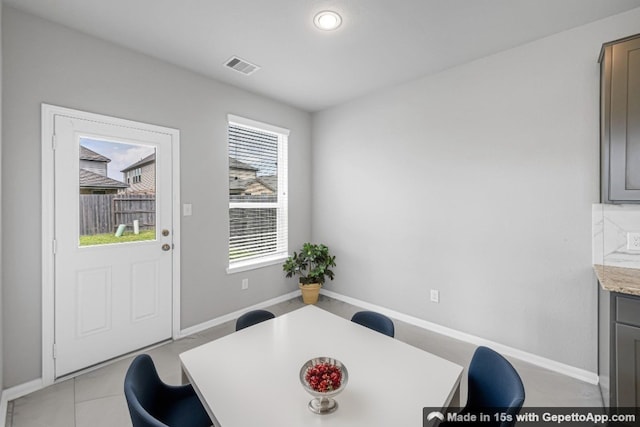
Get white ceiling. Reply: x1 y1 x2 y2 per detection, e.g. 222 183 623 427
6 0 640 112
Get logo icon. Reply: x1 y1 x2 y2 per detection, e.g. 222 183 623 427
427 411 444 422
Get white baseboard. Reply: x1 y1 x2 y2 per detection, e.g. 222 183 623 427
178 290 300 338
0 390 6 427
0 378 44 427
320 289 599 385
2 378 44 403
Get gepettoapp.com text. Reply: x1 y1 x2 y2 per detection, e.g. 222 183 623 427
445 411 636 424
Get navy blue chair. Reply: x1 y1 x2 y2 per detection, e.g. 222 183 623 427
235 309 275 331
351 311 395 337
441 346 525 427
124 354 212 427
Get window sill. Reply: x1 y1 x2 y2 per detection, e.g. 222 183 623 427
226 254 288 275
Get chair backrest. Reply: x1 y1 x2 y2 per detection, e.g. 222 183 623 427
236 309 275 331
124 354 168 427
466 346 525 427
351 311 395 337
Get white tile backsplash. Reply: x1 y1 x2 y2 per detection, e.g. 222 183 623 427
593 204 640 269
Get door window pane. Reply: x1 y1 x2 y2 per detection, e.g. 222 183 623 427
79 138 156 246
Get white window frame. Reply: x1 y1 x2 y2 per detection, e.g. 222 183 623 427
226 114 289 274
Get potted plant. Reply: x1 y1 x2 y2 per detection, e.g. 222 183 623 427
283 243 336 304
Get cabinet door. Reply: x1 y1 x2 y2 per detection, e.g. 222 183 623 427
616 323 640 406
608 36 640 201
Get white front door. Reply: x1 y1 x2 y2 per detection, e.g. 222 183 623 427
50 110 176 378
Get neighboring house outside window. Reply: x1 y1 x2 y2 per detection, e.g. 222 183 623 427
227 114 289 273
79 145 129 194
121 153 156 194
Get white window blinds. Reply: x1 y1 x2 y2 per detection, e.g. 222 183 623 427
228 115 288 271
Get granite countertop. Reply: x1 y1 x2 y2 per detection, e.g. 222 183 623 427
593 264 640 296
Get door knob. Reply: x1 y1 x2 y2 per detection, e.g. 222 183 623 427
162 229 170 236
161 243 171 251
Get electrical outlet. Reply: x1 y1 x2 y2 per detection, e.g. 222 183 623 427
628 232 640 251
430 289 439 303
242 278 249 290
183 203 193 216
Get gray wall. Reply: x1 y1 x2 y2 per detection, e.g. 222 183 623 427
1 7 311 388
312 8 640 372
0 0 4 397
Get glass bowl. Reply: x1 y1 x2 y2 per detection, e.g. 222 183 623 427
299 357 348 414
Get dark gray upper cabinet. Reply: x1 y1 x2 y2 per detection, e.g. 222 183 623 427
601 34 640 203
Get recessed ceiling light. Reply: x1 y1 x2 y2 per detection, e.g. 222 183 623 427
313 11 342 31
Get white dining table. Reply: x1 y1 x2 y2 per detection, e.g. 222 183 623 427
179 305 463 427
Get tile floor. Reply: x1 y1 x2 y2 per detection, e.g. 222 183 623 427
5 296 602 426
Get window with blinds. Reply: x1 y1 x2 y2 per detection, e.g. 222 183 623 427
227 115 289 272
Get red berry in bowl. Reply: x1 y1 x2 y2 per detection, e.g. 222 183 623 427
305 362 342 392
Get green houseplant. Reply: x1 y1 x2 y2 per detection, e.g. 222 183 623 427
283 243 336 304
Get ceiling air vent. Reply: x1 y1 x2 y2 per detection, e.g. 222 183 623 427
224 56 260 76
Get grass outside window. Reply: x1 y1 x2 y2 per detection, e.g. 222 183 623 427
79 229 156 246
